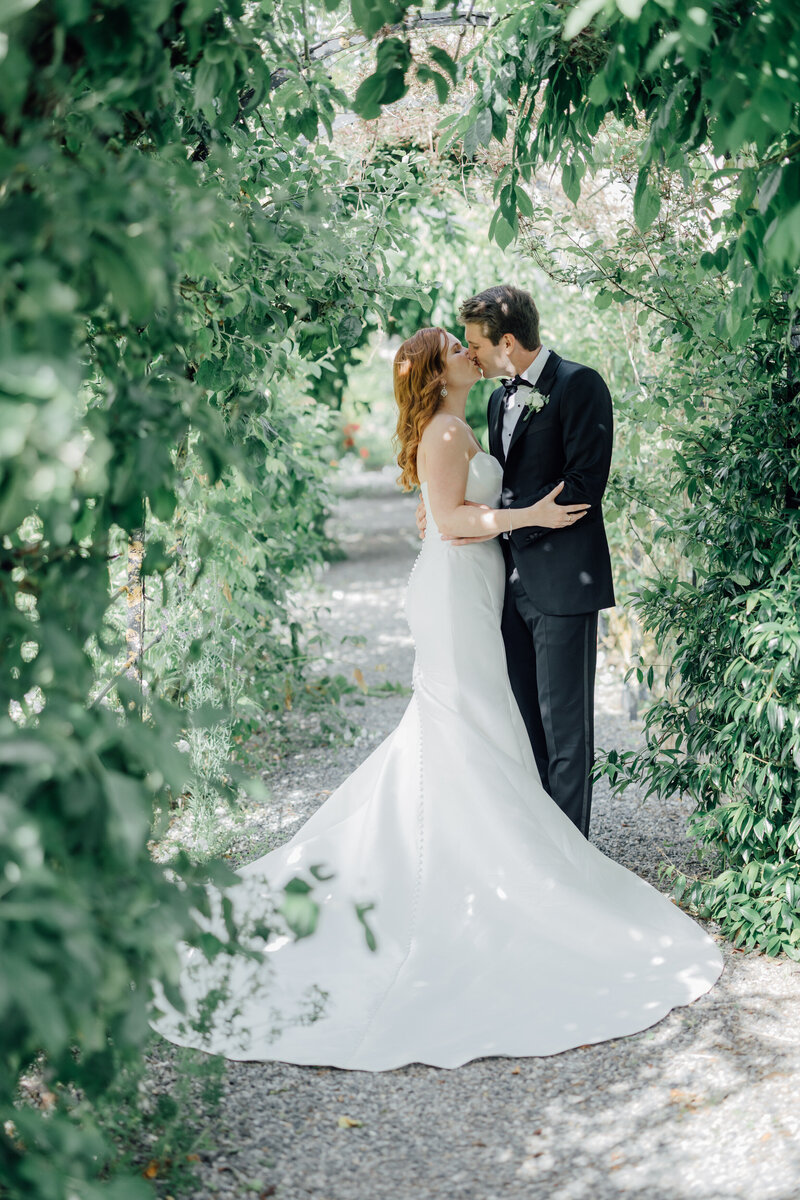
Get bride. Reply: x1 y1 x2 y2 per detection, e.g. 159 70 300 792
150 328 723 1071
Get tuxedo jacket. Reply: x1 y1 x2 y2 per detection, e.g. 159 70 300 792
488 350 615 616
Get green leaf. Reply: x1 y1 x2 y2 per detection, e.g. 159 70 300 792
0 0 42 23
462 120 479 159
616 0 646 17
280 889 319 940
102 772 152 863
337 314 363 349
183 0 219 23
353 72 386 120
633 172 661 232
194 57 218 118
416 65 449 104
353 36 411 117
516 187 534 218
561 161 581 204
562 0 607 40
381 66 410 107
474 106 493 147
297 107 320 141
429 46 458 83
757 166 783 215
493 212 516 251
587 73 609 105
355 902 378 952
350 0 403 38
149 485 177 522
284 876 312 895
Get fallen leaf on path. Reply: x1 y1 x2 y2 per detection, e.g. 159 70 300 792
338 1115 364 1128
353 668 368 692
669 1088 702 1111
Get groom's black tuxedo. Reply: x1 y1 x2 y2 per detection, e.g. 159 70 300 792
489 351 615 614
488 350 615 836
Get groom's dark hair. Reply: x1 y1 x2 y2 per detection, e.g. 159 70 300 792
459 285 540 349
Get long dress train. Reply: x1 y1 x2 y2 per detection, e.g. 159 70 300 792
150 451 722 1070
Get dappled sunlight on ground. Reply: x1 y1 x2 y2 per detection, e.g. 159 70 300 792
190 963 799 1200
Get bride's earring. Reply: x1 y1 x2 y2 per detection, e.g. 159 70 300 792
441 386 448 398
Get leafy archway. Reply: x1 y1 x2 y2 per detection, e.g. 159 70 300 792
2 2 799 1195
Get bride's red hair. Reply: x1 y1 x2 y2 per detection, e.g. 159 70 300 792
393 327 448 491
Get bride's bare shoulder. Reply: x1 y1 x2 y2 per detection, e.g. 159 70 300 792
420 412 472 457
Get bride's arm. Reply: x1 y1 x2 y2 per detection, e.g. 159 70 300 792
416 494 494 543
420 419 590 539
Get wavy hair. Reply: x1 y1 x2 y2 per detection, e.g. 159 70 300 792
393 327 448 491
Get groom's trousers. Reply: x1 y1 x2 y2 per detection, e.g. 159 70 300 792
501 568 598 838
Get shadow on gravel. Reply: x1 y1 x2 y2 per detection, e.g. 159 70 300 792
184 946 800 1200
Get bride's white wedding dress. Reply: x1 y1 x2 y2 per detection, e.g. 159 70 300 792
151 451 723 1070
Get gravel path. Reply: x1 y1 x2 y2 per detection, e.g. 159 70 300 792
151 466 800 1200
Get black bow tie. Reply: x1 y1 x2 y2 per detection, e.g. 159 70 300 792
501 375 535 407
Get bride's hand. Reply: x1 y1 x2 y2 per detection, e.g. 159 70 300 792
415 494 427 540
528 481 591 529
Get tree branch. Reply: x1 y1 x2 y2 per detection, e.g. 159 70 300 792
269 9 494 89
90 634 163 710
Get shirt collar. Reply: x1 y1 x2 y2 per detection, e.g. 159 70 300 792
520 346 550 388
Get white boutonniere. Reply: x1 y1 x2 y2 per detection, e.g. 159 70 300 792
523 390 549 418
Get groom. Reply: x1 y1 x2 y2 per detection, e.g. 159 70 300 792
421 285 615 837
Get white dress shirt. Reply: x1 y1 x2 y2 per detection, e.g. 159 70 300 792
501 346 551 458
